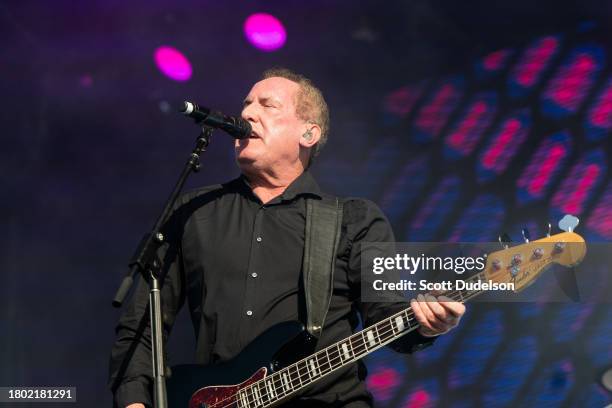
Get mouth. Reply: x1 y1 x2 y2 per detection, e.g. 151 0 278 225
248 131 261 139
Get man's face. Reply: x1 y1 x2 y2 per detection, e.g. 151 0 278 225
237 77 305 172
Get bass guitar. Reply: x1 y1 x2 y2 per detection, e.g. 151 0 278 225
167 215 587 408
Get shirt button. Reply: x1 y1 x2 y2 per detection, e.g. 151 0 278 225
246 310 253 316
251 272 258 278
256 237 262 242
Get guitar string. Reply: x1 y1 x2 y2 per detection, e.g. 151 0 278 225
211 283 484 408
208 275 485 408
209 280 485 408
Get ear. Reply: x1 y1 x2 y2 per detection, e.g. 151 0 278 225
299 123 321 149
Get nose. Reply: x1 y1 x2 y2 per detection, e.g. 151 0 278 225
241 103 257 124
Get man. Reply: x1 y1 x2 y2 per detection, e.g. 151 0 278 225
109 68 465 408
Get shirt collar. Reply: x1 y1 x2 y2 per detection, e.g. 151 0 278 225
237 170 322 203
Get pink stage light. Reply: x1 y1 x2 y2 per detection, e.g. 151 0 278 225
481 118 523 169
551 150 606 216
516 133 572 204
482 48 512 71
516 36 559 87
367 367 400 402
586 182 612 239
404 389 431 408
548 53 597 110
413 79 463 141
154 46 192 82
384 83 426 117
445 93 497 158
244 13 287 52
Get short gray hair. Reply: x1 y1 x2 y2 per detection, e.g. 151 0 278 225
261 68 329 163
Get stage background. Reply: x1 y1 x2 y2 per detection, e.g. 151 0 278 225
0 1 610 407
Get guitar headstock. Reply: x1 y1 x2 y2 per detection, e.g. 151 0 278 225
483 216 587 292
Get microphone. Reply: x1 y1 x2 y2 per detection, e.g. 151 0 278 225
180 101 252 139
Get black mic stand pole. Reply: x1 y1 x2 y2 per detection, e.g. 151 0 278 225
111 124 214 408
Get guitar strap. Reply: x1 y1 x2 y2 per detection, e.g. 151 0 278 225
302 196 344 338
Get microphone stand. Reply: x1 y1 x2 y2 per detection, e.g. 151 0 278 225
112 125 213 408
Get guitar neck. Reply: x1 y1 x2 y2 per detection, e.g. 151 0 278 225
237 272 486 408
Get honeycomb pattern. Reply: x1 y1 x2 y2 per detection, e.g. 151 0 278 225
315 23 611 407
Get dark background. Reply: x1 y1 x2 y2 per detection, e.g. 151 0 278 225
1 1 610 407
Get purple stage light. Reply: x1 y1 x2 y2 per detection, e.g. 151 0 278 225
516 132 572 204
586 182 612 240
383 82 427 117
366 367 400 402
474 48 513 79
477 110 531 183
584 76 612 141
412 77 464 143
541 45 604 118
444 92 497 159
244 13 287 52
79 74 93 88
508 36 560 99
404 389 432 408
551 149 606 217
483 49 511 71
154 46 192 82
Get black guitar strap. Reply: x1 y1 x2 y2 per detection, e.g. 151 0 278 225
302 196 344 338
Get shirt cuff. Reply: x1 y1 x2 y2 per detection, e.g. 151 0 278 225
114 380 152 408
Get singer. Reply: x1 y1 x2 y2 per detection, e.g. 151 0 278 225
108 68 465 408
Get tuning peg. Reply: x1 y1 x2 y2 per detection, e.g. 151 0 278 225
546 223 552 237
521 228 531 243
498 233 511 249
559 214 579 232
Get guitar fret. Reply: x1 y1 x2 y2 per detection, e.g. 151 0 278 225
244 386 254 407
252 382 262 406
347 338 355 359
282 371 292 393
392 316 402 335
360 331 369 352
315 352 326 376
374 324 382 345
324 348 333 371
273 373 284 399
406 310 417 329
266 379 276 400
341 343 351 361
353 334 365 358
395 315 405 332
301 360 311 383
366 330 377 348
308 358 319 377
293 364 302 388
238 389 248 408
378 320 391 343
260 381 269 405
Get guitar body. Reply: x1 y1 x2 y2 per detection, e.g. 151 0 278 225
167 321 316 408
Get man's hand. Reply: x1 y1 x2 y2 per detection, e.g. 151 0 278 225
410 294 465 337
126 404 145 408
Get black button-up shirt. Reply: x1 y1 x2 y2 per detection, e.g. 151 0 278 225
109 171 434 407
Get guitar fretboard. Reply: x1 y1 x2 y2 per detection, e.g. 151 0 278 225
234 272 486 408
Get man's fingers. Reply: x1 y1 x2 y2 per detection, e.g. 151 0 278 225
412 294 466 337
411 297 436 333
416 295 449 332
437 295 466 318
424 294 449 321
